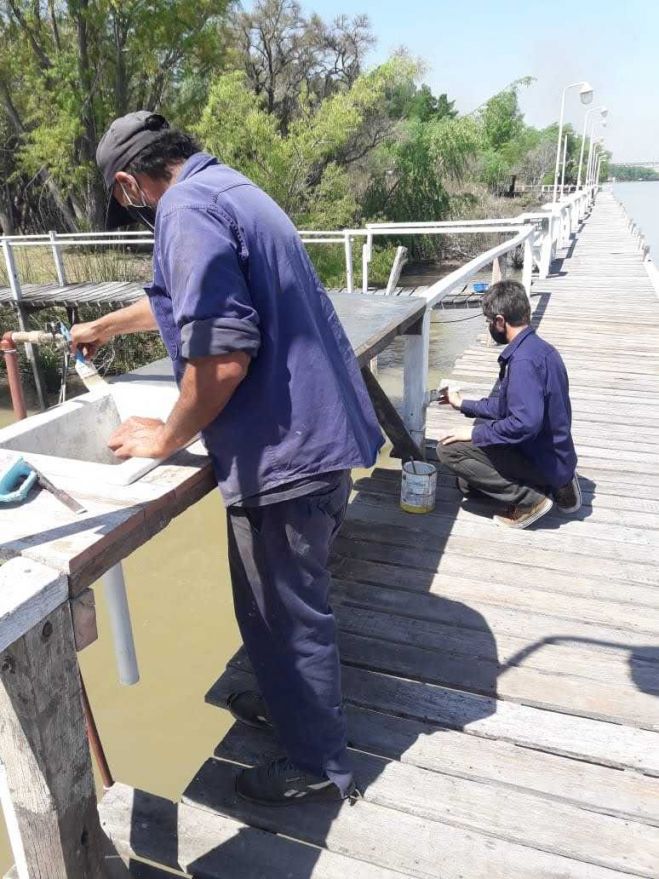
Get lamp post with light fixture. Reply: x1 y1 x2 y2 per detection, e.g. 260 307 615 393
577 106 608 188
552 81 594 202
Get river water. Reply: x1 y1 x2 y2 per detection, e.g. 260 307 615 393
0 299 486 871
613 181 659 258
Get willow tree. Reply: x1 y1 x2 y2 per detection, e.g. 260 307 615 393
196 57 417 228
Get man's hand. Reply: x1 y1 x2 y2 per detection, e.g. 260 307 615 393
70 319 113 359
440 426 473 445
108 417 174 459
70 298 158 358
438 387 463 410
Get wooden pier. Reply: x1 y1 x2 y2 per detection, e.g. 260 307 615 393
96 191 659 877
2 188 658 878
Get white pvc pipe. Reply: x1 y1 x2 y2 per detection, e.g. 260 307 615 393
103 563 139 686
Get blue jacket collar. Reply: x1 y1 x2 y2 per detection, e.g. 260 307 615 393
176 152 219 183
498 326 534 362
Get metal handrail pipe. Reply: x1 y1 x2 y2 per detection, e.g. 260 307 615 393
420 227 535 310
0 332 28 420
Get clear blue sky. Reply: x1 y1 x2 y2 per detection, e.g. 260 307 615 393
296 0 658 162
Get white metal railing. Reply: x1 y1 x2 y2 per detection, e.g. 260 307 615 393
1 186 595 458
2 187 593 299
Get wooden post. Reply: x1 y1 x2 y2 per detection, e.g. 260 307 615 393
0 595 130 879
49 231 68 287
522 237 533 303
402 309 430 451
491 254 506 286
1 240 48 412
385 246 408 295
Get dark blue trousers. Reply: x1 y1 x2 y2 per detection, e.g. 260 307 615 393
226 472 353 794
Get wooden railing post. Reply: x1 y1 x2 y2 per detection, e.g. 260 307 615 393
491 255 506 285
1 240 47 411
402 309 430 451
49 231 68 286
0 584 130 878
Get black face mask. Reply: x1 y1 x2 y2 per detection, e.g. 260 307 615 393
488 323 508 345
126 205 156 230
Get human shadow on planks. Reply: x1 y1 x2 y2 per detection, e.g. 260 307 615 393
502 636 659 699
173 470 501 879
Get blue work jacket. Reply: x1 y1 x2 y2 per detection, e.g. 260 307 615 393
460 327 577 488
145 153 383 505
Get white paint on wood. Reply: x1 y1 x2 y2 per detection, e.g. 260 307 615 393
402 310 430 449
0 559 67 654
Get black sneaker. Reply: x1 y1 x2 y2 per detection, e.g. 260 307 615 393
554 474 582 513
226 690 272 730
235 757 359 807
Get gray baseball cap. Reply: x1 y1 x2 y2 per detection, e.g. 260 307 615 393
96 111 170 229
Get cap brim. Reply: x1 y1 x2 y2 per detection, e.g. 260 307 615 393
104 194 137 230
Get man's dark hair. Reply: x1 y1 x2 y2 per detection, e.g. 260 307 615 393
482 280 531 326
125 128 201 181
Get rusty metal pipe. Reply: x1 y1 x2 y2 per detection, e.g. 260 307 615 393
80 674 114 789
1 331 28 421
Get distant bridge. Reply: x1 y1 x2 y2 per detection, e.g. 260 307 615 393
614 160 659 168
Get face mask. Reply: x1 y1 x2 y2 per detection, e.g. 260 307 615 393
488 322 508 346
120 182 156 230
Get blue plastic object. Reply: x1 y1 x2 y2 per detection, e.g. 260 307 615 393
472 282 489 293
0 453 38 504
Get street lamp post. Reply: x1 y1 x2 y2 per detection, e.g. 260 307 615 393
552 81 593 203
559 134 568 197
586 129 605 188
577 106 608 188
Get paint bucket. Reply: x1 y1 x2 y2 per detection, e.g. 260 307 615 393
400 461 437 514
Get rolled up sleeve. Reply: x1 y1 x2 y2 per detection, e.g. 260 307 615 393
472 358 545 447
158 206 261 360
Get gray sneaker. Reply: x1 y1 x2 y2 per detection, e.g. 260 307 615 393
227 690 272 730
236 757 360 807
554 474 582 513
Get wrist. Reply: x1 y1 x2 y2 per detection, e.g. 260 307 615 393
94 315 116 344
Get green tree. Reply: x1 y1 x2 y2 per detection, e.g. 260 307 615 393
196 57 417 228
0 0 232 231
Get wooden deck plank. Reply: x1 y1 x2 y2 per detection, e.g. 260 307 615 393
183 759 635 879
206 722 659 876
209 665 659 826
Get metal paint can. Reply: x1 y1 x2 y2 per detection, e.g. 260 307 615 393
400 461 437 514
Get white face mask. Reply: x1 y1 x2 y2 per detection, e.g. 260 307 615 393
119 181 156 230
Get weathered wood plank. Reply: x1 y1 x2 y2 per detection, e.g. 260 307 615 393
0 558 67 654
210 665 659 825
0 603 129 878
215 649 659 774
100 782 415 879
210 722 659 876
183 758 638 879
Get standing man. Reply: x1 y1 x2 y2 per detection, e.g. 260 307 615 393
72 111 383 805
438 280 580 529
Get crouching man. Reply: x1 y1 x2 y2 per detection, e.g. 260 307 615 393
438 280 580 530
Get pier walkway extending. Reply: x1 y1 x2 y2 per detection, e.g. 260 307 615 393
99 191 659 877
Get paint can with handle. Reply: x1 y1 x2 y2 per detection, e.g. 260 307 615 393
400 460 437 514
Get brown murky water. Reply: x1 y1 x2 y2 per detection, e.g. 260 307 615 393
0 308 485 872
